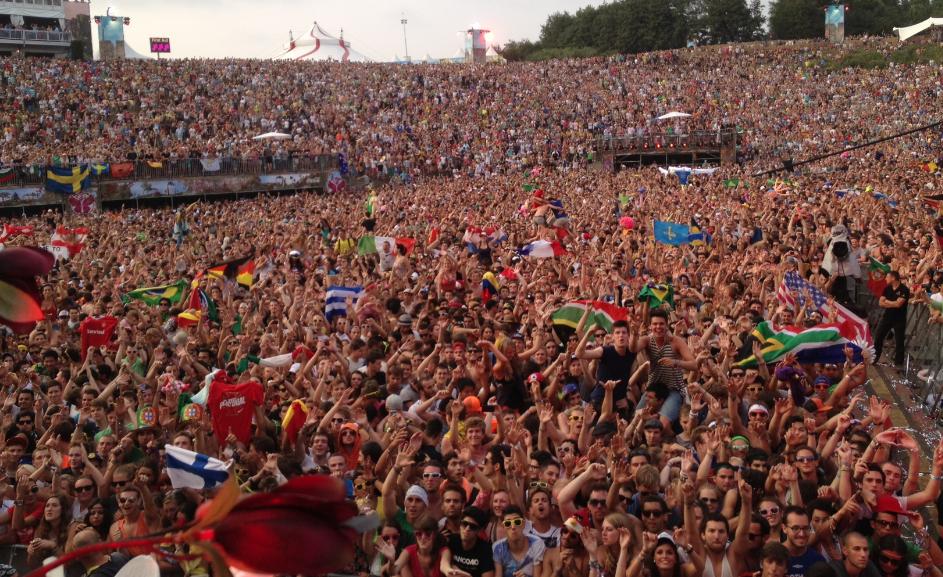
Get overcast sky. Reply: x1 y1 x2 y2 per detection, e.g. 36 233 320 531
88 0 608 61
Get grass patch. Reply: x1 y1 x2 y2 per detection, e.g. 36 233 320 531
830 49 888 69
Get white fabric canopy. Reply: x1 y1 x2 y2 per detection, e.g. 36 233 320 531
894 17 943 41
253 132 292 141
657 112 691 120
273 21 371 62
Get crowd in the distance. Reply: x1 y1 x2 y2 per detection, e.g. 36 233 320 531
1 35 942 180
0 32 942 577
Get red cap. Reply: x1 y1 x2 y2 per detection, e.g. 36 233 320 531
874 495 908 516
462 396 483 415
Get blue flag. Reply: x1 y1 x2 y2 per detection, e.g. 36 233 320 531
654 221 690 246
45 165 91 194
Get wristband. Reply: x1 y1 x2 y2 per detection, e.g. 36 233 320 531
931 474 943 482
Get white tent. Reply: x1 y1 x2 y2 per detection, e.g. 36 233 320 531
486 46 506 63
894 17 943 41
274 22 371 62
657 111 691 120
253 132 292 141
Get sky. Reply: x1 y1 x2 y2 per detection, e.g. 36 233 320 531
87 0 609 62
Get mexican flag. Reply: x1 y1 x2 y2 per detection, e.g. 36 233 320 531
357 235 415 255
734 321 864 368
552 301 628 333
867 258 890 297
121 280 188 306
638 283 674 309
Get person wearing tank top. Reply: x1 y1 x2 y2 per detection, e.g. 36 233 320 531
633 309 697 425
685 478 754 577
575 315 637 414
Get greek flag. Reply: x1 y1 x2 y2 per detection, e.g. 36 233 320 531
164 444 230 490
325 286 364 320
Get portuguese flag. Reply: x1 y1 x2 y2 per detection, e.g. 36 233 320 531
552 301 628 333
735 321 864 368
867 258 890 297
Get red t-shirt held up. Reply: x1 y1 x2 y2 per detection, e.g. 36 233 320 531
207 375 264 445
79 316 118 360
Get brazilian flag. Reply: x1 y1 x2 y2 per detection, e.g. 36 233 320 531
121 280 188 306
639 283 674 310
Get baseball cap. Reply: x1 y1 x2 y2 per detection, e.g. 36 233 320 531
6 434 28 449
643 418 662 430
804 397 833 414
385 394 404 413
462 396 483 415
562 383 580 397
748 404 769 416
874 495 908 517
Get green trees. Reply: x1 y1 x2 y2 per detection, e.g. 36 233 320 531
769 0 827 39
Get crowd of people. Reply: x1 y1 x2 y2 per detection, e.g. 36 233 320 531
1 36 942 179
0 33 941 577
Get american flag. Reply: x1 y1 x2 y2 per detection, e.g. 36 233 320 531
777 272 872 344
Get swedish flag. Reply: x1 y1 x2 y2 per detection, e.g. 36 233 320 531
91 163 110 176
46 165 91 194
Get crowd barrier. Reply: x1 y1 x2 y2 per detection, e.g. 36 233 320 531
0 155 335 188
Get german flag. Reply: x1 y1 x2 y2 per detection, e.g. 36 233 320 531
206 253 255 287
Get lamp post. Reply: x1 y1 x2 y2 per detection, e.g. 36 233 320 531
400 14 408 62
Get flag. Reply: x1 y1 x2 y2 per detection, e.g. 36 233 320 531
189 288 219 323
724 179 742 188
281 400 310 445
121 280 188 306
777 271 871 343
921 161 939 173
482 272 500 302
235 260 255 288
0 225 34 243
325 286 364 320
518 240 567 258
50 226 88 257
110 162 135 178
552 301 628 333
90 163 109 176
45 165 91 194
675 168 691 185
0 168 14 184
207 253 255 285
177 309 202 328
867 258 890 297
734 321 865 367
68 192 96 215
653 221 690 246
365 193 378 217
357 236 415 255
639 283 674 309
499 268 519 282
688 218 712 246
200 158 221 172
41 245 70 261
147 160 164 169
164 444 229 490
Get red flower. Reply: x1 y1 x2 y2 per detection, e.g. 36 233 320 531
206 475 359 575
0 247 54 333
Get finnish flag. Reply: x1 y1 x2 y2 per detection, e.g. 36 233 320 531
164 444 230 490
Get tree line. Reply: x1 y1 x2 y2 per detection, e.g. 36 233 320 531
498 0 943 61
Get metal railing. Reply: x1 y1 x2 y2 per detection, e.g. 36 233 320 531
0 155 336 187
0 29 71 43
595 130 732 152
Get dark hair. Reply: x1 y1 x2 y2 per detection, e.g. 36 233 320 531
699 512 730 535
650 309 669 321
502 505 524 519
871 535 909 577
646 382 670 402
782 505 809 526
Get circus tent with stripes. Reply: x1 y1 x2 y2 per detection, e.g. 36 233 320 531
273 22 371 62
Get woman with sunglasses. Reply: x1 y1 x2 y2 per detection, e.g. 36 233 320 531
493 506 545 577
371 522 404 577
871 535 910 577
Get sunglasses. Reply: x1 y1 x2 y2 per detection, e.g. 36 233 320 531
461 521 480 530
588 499 607 508
18 420 32 425
879 554 903 565
795 456 817 463
381 534 399 542
568 415 583 421
331 418 345 423
729 372 745 378
873 519 899 530
118 497 138 505
502 518 524 528
760 507 780 516
642 510 664 518
422 472 442 479
75 485 95 493
354 482 370 491
700 496 718 503
415 530 435 538
749 412 767 418
529 481 549 490
111 480 129 488
617 494 632 503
